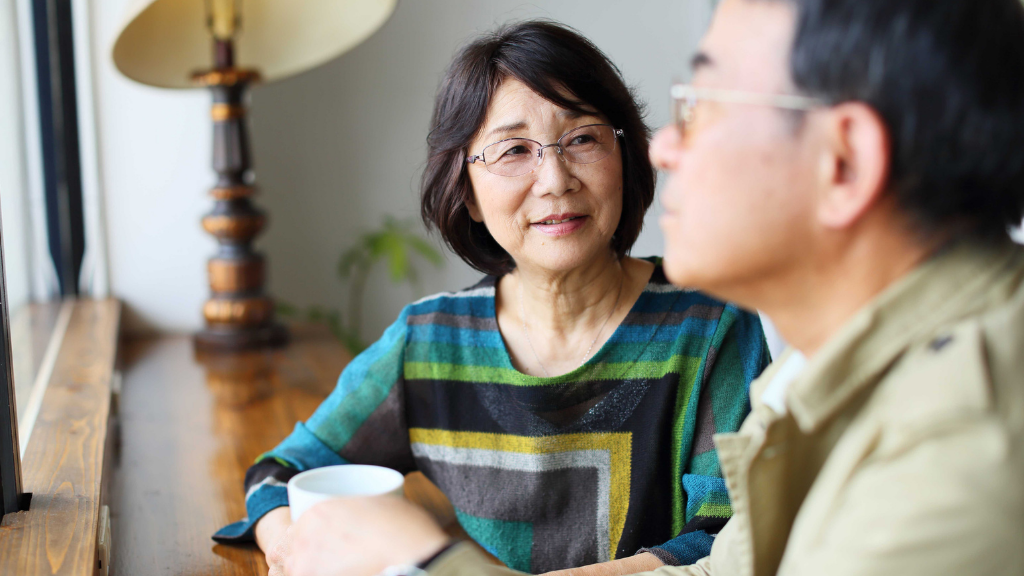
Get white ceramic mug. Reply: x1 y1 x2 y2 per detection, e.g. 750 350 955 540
287 464 405 523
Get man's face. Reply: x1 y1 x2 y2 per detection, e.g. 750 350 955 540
651 0 821 303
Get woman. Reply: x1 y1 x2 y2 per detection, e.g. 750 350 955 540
214 20 769 575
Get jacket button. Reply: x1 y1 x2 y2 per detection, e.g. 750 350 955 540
929 335 954 352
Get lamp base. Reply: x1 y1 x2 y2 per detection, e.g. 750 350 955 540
193 323 288 352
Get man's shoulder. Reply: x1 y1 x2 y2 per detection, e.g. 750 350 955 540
868 283 1024 448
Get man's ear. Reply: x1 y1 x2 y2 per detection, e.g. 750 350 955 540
815 102 891 230
464 190 484 223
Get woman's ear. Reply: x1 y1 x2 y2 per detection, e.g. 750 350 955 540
465 191 484 223
815 102 892 230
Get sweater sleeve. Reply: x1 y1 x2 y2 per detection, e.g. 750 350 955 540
639 305 770 566
213 306 415 543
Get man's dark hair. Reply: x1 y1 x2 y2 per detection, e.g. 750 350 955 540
420 20 655 275
774 0 1024 240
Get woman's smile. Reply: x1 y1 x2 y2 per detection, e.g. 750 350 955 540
531 213 589 237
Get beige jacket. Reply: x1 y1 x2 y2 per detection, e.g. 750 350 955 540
427 241 1024 576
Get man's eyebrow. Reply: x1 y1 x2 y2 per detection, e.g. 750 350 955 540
691 51 714 71
487 121 528 138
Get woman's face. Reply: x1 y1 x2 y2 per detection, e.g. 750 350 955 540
465 79 624 275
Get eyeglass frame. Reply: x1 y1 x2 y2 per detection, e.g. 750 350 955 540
465 123 625 176
670 83 825 133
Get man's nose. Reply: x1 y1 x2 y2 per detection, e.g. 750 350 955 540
650 125 682 171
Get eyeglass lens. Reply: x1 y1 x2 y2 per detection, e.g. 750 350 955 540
481 124 618 177
673 96 696 134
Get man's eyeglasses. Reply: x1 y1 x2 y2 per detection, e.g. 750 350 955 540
671 83 825 134
466 123 624 178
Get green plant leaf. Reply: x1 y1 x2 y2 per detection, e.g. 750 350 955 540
387 237 409 282
405 236 444 267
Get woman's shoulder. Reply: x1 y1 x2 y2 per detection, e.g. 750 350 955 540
634 256 754 316
402 276 498 321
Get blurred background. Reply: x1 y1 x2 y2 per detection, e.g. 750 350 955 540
2 0 718 348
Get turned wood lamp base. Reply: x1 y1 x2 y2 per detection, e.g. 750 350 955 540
191 58 288 352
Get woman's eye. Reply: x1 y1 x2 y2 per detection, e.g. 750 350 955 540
569 135 596 146
501 145 530 157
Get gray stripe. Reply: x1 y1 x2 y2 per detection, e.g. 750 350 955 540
411 443 611 563
411 286 494 305
245 476 286 502
644 283 694 294
621 306 723 326
338 383 415 472
417 462 599 571
407 311 498 331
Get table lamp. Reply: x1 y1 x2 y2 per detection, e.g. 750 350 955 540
111 0 397 351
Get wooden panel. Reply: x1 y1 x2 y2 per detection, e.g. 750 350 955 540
0 299 121 575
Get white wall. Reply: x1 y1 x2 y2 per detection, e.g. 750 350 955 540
92 1 715 340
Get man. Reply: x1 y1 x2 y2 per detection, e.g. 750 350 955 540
281 0 1024 574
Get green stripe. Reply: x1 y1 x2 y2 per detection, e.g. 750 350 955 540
694 502 733 518
405 356 703 386
670 370 695 535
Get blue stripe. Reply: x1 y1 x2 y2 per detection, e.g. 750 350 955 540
407 324 507 347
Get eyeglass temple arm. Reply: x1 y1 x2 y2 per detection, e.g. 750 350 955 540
671 85 824 111
466 155 481 164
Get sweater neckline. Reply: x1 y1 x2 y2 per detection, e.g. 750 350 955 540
489 259 678 384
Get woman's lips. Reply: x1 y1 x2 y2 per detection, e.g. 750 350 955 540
531 214 588 237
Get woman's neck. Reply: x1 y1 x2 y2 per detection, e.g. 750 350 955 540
496 255 654 377
513 251 625 337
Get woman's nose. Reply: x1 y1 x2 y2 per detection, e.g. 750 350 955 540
531 146 576 196
650 125 682 171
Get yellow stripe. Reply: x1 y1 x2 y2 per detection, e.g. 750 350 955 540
410 428 631 560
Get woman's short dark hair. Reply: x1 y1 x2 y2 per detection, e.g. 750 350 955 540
420 20 655 275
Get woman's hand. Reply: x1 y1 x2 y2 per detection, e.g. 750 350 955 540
284 495 450 576
255 507 294 576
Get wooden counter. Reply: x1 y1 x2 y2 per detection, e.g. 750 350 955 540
0 300 121 576
109 328 476 576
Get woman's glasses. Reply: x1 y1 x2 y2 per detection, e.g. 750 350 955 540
466 124 624 178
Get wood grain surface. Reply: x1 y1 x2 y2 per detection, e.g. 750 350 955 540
109 326 484 576
0 299 121 576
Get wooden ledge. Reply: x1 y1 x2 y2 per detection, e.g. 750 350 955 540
0 299 121 576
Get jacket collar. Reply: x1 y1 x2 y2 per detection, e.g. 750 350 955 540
786 240 1023 433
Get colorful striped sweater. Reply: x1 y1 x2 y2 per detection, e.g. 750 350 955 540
214 261 770 573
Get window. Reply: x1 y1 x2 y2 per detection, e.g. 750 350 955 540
0 0 93 520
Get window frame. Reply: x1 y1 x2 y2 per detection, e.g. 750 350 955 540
0 217 27 520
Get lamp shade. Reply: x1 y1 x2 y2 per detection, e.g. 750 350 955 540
112 0 398 88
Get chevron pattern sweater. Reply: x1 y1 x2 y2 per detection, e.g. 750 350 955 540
214 261 769 573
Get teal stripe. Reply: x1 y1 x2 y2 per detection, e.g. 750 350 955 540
306 307 409 451
406 341 512 367
405 339 714 368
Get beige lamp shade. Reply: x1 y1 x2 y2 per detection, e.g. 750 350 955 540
112 0 398 88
